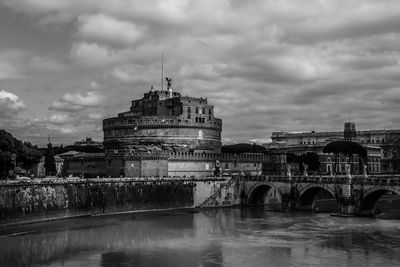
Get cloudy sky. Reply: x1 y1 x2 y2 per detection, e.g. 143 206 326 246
1 0 400 146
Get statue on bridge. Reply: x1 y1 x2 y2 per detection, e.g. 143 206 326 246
345 164 351 178
286 165 291 178
302 163 308 177
363 164 368 178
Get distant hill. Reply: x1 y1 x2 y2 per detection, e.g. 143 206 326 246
221 143 267 154
0 129 43 178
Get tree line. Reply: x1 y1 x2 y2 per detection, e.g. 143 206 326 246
0 129 42 178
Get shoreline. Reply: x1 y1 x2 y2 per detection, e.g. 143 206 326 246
0 206 205 231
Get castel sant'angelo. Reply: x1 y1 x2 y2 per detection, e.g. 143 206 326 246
63 78 284 178
103 78 222 154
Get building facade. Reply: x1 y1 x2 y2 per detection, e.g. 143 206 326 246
267 122 384 174
36 155 64 177
62 151 286 178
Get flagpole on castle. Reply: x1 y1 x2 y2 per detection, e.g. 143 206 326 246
161 52 164 91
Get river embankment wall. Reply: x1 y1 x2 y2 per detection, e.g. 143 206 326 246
0 177 239 224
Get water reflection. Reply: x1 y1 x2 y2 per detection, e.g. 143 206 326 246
0 209 400 266
100 242 223 267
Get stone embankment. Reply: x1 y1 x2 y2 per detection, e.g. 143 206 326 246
0 177 240 224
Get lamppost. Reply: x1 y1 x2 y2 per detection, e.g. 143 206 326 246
80 157 84 178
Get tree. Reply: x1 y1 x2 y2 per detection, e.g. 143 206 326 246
287 152 321 174
301 152 321 171
44 143 57 176
0 129 42 177
18 142 42 170
323 140 367 174
0 151 14 178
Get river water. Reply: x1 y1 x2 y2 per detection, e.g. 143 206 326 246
1 208 400 266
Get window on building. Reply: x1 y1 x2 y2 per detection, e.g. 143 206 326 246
187 107 191 113
196 107 199 113
187 114 191 119
195 117 198 123
224 163 229 169
202 107 205 114
209 109 212 114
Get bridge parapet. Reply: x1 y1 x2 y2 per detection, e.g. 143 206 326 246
243 175 400 186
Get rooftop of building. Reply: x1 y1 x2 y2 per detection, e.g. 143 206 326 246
272 128 400 137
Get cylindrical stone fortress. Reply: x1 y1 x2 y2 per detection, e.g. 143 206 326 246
103 88 222 153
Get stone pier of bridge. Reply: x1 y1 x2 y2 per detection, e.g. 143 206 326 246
241 174 400 216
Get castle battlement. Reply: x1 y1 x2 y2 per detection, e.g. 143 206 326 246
169 152 272 162
103 116 222 130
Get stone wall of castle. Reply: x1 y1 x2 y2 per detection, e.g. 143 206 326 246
103 116 222 153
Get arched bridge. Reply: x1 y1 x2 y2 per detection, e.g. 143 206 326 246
242 175 400 216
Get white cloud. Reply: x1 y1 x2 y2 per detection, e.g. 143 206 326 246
111 67 135 83
71 42 131 66
77 14 144 46
0 90 26 117
87 113 103 120
0 49 67 80
47 113 74 124
49 100 83 112
61 91 104 106
50 91 105 113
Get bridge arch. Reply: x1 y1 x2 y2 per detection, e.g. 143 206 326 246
299 185 338 212
360 187 400 215
247 183 282 208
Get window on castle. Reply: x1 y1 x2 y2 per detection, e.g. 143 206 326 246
188 107 191 113
195 117 198 123
202 107 205 114
209 109 212 114
187 114 191 119
196 107 198 113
